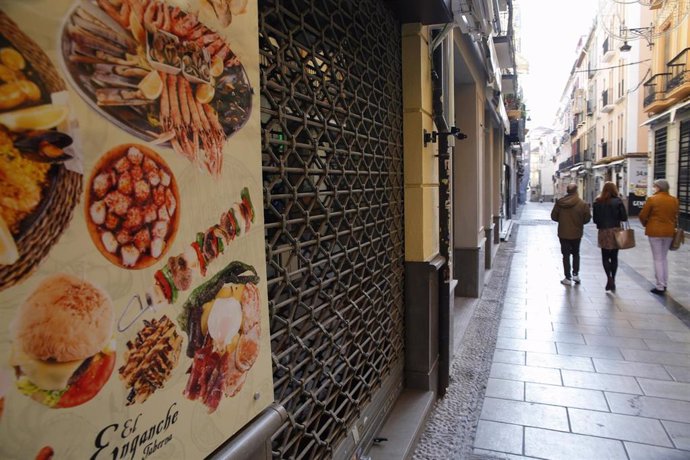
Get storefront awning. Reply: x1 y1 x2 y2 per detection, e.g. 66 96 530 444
570 165 583 172
641 100 690 127
592 159 625 170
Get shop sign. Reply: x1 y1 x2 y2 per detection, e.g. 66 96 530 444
627 157 648 215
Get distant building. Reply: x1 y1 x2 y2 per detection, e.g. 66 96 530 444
552 2 652 213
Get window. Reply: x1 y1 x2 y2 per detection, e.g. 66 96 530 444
679 121 690 231
654 127 668 180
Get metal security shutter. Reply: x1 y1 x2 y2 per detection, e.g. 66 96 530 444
679 121 690 231
654 127 667 180
259 1 405 458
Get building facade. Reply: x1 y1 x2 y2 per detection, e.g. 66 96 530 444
642 0 690 230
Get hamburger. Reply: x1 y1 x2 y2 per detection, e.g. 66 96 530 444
9 274 116 408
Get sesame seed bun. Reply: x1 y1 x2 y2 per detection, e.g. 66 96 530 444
12 274 113 362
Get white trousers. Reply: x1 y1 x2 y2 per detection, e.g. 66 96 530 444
649 237 673 290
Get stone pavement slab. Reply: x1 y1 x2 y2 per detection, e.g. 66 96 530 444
524 427 628 460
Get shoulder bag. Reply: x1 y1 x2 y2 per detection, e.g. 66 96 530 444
614 221 636 250
671 227 685 251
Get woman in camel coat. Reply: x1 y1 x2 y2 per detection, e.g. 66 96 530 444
639 179 680 295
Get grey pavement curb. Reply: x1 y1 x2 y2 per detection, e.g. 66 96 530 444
412 225 518 460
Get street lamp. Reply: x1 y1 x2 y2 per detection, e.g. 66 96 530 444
619 23 655 52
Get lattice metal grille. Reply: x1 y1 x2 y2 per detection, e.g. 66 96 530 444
679 121 690 231
259 1 404 458
654 127 667 180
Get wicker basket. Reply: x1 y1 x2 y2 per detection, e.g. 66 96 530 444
0 11 83 291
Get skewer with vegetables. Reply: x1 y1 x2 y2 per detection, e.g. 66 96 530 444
151 186 254 305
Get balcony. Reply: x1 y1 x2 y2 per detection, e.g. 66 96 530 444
507 118 525 143
559 158 573 171
666 48 690 102
601 88 614 113
643 73 671 114
602 37 615 63
504 92 523 120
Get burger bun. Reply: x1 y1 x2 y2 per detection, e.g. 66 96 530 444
12 274 113 362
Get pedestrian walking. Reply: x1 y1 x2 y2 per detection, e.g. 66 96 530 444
639 178 680 295
593 181 628 292
551 183 591 286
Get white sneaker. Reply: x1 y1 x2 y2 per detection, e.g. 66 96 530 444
572 275 581 284
560 278 572 286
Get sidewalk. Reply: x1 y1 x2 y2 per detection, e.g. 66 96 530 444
412 201 690 460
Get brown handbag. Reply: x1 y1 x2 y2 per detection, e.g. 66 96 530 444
671 227 685 251
614 222 636 250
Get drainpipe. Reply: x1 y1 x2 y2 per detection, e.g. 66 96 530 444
431 27 453 397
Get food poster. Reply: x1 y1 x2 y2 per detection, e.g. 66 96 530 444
0 1 274 458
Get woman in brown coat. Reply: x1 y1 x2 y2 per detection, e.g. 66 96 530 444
639 179 680 295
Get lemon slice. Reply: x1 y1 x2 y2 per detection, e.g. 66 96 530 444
229 0 248 15
138 71 163 100
0 104 68 131
195 83 215 104
210 55 224 78
0 216 18 265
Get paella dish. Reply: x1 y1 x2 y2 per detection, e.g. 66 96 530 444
0 14 79 285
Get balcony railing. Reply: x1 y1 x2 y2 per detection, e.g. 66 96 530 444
644 73 671 107
559 158 573 171
601 88 614 112
667 47 690 91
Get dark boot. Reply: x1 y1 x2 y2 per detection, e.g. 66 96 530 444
610 276 616 292
605 276 613 291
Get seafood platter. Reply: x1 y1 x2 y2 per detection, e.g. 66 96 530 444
0 11 82 291
60 0 253 177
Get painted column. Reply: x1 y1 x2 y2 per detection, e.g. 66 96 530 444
401 23 441 391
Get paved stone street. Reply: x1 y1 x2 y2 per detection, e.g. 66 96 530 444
414 202 690 460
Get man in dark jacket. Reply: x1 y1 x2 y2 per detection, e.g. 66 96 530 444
551 183 592 286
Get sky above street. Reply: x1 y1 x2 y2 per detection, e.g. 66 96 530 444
520 0 599 128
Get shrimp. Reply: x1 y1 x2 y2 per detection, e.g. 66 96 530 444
97 0 130 29
184 79 201 160
178 75 191 126
167 74 181 130
159 70 170 131
162 2 172 31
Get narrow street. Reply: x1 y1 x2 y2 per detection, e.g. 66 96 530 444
413 202 690 459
